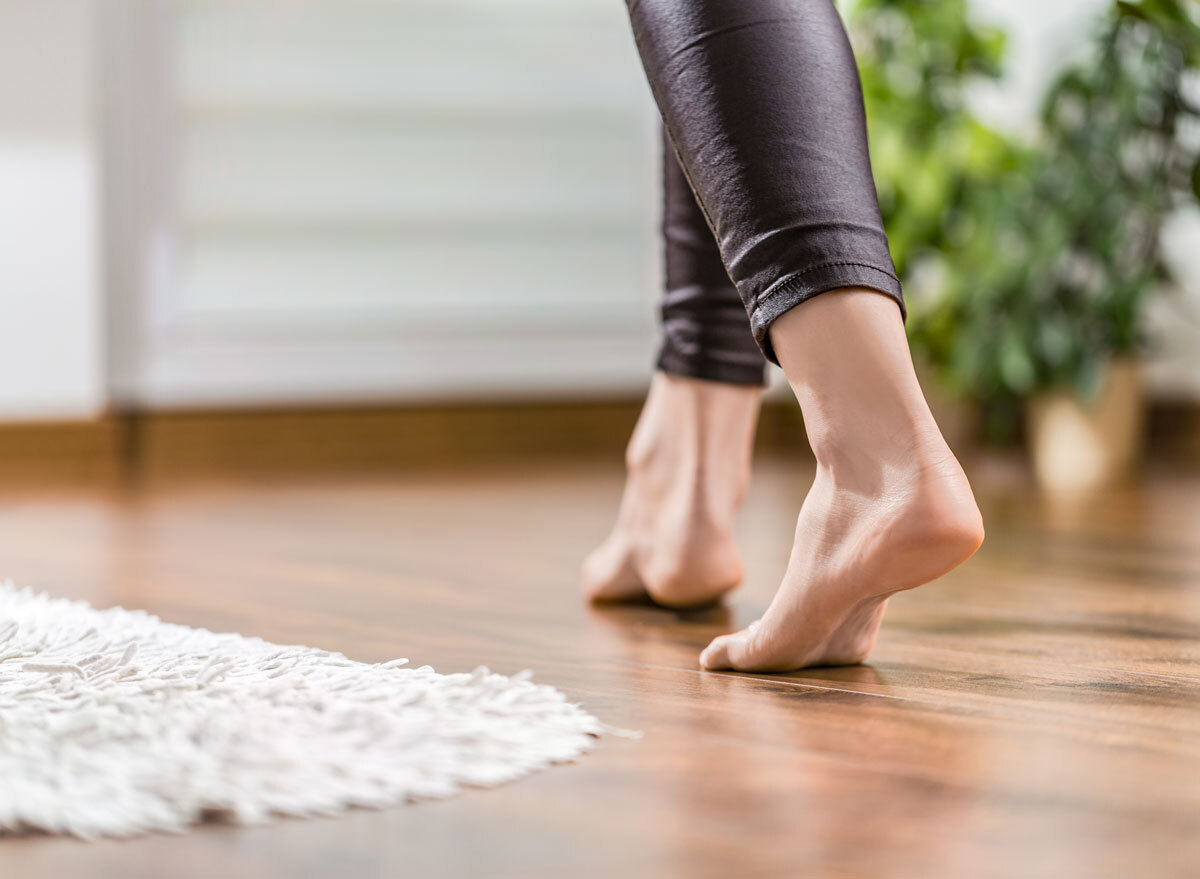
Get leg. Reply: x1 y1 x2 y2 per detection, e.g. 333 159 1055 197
655 127 765 387
622 0 983 670
582 132 765 607
626 0 905 358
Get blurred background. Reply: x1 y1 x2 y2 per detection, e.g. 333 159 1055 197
0 0 1197 486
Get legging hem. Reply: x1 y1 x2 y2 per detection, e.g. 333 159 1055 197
750 264 904 365
655 349 767 387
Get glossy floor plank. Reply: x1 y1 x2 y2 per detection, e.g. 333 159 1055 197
1 455 1197 878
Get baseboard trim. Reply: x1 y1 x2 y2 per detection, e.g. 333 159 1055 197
122 399 806 480
0 398 1190 483
0 418 126 485
125 401 649 479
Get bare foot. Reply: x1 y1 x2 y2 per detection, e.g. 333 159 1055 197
699 451 982 671
582 372 761 607
700 290 984 672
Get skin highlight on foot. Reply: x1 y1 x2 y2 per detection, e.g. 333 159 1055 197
700 290 984 672
581 372 762 608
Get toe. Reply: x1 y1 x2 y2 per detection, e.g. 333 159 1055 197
701 620 796 672
698 635 730 670
700 629 751 670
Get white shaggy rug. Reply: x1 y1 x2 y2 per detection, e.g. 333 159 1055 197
0 584 609 839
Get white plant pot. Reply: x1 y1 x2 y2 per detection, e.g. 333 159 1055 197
1026 358 1145 492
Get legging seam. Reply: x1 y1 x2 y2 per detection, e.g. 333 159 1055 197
755 261 899 307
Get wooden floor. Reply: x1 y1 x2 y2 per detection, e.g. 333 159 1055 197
1 453 1198 878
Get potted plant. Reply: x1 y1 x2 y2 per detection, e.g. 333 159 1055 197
905 0 1200 489
1025 0 1200 489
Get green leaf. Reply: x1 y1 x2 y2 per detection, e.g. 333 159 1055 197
1115 1 1149 22
1192 155 1200 202
999 333 1036 394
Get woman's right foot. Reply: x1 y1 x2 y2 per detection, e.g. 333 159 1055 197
699 447 983 671
699 290 985 672
581 372 762 608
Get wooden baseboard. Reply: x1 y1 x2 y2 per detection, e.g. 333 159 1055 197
0 418 126 485
126 400 807 480
127 402 646 479
0 398 1190 484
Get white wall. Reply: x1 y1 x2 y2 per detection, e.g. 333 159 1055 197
106 0 660 409
0 0 104 419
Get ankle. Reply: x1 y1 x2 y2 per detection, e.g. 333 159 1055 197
803 398 951 481
626 373 761 470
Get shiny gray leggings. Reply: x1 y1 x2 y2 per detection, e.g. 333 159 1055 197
629 0 904 385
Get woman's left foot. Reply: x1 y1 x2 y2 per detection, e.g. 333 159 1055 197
582 372 761 608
